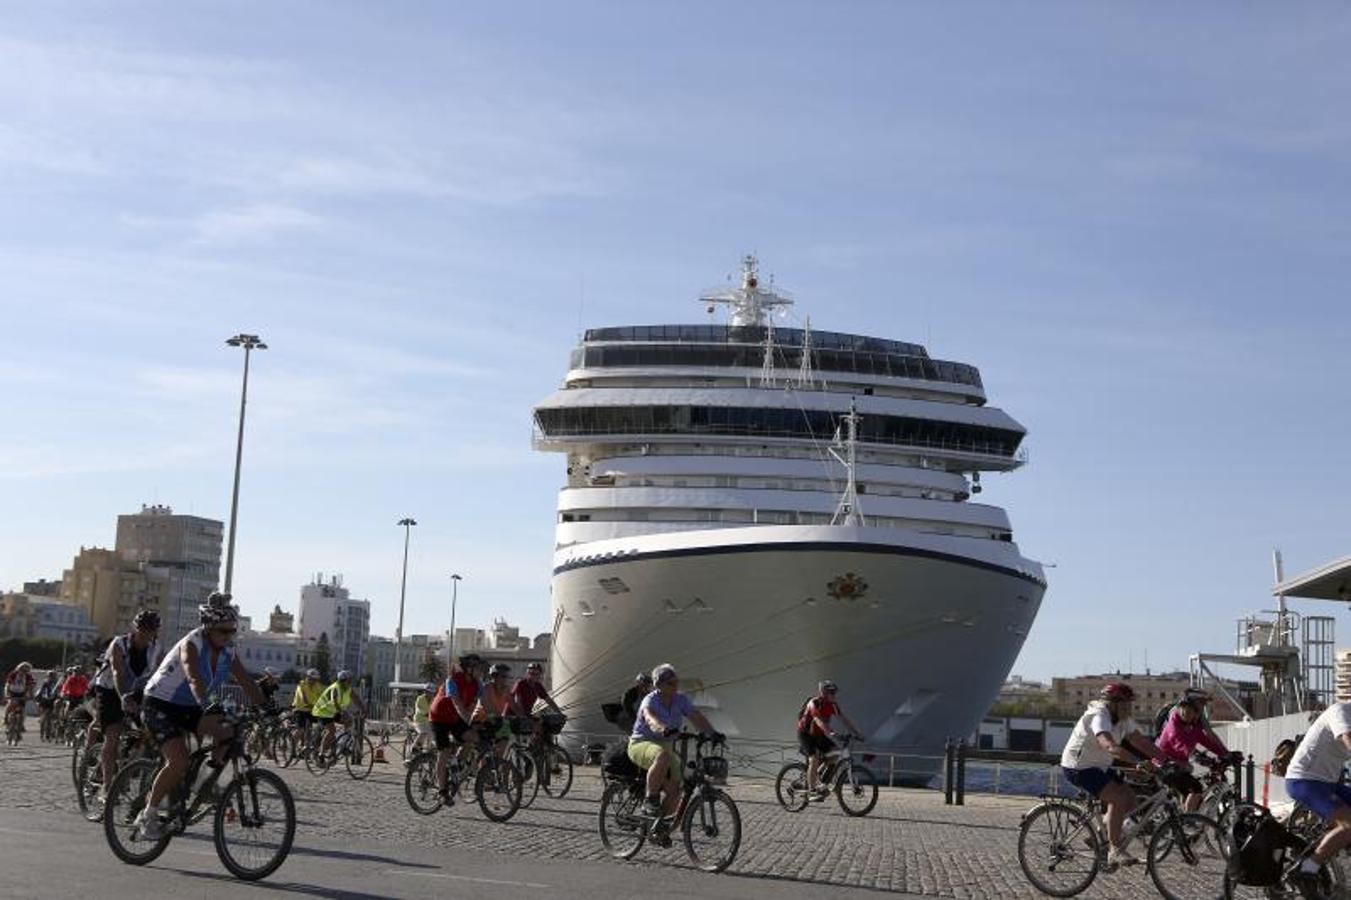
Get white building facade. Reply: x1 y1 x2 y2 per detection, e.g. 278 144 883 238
297 574 370 678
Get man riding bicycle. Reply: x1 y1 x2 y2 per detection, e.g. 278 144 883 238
134 593 268 841
4 662 35 732
428 653 485 802
474 663 527 749
513 661 563 720
91 609 162 800
312 670 367 757
59 664 91 717
628 663 720 837
402 682 435 763
797 679 863 800
36 669 60 735
290 668 323 751
1059 682 1165 869
1154 689 1241 812
1280 699 1351 886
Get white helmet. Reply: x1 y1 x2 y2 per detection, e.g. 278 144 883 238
306 668 320 679
652 663 677 685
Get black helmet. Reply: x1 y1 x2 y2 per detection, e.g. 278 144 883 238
489 663 511 677
635 671 653 685
199 594 238 628
459 653 483 667
132 609 161 632
818 679 838 695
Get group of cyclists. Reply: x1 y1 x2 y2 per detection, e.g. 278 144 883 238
5 657 96 740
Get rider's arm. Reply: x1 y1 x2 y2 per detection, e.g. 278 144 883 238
839 706 863 737
109 641 131 696
1125 730 1165 763
688 709 716 735
228 655 268 706
542 688 563 716
182 639 209 705
1095 731 1150 766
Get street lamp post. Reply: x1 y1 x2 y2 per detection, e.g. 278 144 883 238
223 333 267 596
393 517 417 684
447 574 463 674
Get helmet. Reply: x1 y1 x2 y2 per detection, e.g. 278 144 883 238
489 663 511 677
17 662 31 673
132 609 161 632
526 661 543 673
818 679 838 695
635 671 653 685
1100 683 1136 703
66 665 76 674
263 667 278 679
306 668 320 679
652 663 677 686
199 594 238 628
424 682 436 693
336 670 352 682
459 653 483 667
1179 688 1211 709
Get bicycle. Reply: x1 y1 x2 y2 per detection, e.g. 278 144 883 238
775 733 878 816
102 706 295 881
76 710 159 822
1222 803 1345 898
39 701 60 743
243 709 290 766
509 713 575 807
305 714 375 780
598 731 741 873
1017 762 1225 899
4 702 23 745
404 721 524 822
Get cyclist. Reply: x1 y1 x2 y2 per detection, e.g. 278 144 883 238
312 670 367 758
59 664 91 718
255 667 281 704
134 593 268 841
290 668 323 752
1279 700 1351 886
797 680 864 800
428 653 484 802
1059 683 1164 869
513 662 563 719
1154 689 1241 812
629 663 719 833
473 663 527 749
4 661 35 733
91 609 162 798
407 682 434 754
36 670 60 736
619 671 653 733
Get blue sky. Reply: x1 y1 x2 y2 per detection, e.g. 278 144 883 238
2 4 1349 680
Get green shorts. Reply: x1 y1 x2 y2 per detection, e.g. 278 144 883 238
627 738 673 774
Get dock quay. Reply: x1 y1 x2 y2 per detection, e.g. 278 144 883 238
8 730 1197 899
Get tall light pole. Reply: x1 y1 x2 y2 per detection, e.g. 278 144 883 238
393 517 417 684
447 573 463 674
223 333 266 595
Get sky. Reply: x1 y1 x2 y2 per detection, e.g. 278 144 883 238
1 3 1349 681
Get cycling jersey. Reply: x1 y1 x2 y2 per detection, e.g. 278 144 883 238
144 628 235 708
94 633 161 693
59 673 90 699
292 679 323 712
4 671 34 699
1060 701 1139 771
430 670 480 724
412 694 431 725
473 683 514 723
311 682 353 719
36 680 59 702
798 697 839 737
512 679 552 715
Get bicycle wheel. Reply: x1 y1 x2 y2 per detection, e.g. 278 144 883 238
71 730 91 789
304 739 333 775
76 741 106 822
345 736 375 780
682 787 742 873
1017 801 1101 898
475 756 523 823
542 745 574 799
598 781 647 860
1147 813 1226 900
513 747 540 809
272 731 297 768
404 752 444 815
214 768 296 882
401 731 416 761
836 763 879 817
103 757 171 866
775 762 810 812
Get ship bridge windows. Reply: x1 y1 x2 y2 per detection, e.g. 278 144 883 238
536 405 1021 458
570 343 982 388
583 324 927 357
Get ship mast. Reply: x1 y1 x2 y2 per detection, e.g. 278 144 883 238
830 400 865 526
700 254 794 327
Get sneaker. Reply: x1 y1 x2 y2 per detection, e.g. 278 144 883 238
1106 846 1139 869
642 797 663 818
810 787 830 802
651 823 673 848
133 808 164 842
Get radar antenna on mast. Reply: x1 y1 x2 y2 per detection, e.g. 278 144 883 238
699 254 794 328
796 315 817 389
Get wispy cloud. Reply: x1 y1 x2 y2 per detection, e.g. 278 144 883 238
190 204 327 246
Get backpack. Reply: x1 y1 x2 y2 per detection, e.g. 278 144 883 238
602 743 642 783
1270 734 1303 777
1226 805 1295 886
796 695 819 734
1153 702 1175 736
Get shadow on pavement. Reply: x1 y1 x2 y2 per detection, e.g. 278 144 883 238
289 845 439 869
176 869 391 899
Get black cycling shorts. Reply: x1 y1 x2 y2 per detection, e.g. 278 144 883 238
432 719 469 750
292 710 312 727
96 687 125 727
798 730 837 757
1162 767 1204 798
143 697 202 745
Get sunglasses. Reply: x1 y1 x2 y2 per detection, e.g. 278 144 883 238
213 628 238 637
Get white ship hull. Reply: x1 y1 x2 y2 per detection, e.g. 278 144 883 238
549 524 1045 764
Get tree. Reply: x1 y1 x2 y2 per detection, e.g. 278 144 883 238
314 632 332 681
418 648 445 684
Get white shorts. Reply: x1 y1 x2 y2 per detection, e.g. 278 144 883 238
415 723 432 735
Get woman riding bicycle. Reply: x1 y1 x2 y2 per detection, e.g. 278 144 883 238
1154 689 1242 811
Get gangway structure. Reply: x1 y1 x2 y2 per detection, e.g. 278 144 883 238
1190 551 1338 721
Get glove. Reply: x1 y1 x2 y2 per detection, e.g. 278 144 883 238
1226 751 1245 765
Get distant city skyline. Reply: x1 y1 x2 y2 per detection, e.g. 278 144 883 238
3 4 1350 680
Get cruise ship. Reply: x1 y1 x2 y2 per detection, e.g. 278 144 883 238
534 257 1046 761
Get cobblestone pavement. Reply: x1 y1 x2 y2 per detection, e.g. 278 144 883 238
2 725 1207 899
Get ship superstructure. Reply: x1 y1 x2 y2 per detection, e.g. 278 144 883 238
534 257 1046 756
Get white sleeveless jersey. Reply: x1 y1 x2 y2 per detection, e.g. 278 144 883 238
145 629 234 707
94 634 162 692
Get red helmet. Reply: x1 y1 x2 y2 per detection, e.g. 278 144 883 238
1100 683 1135 703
